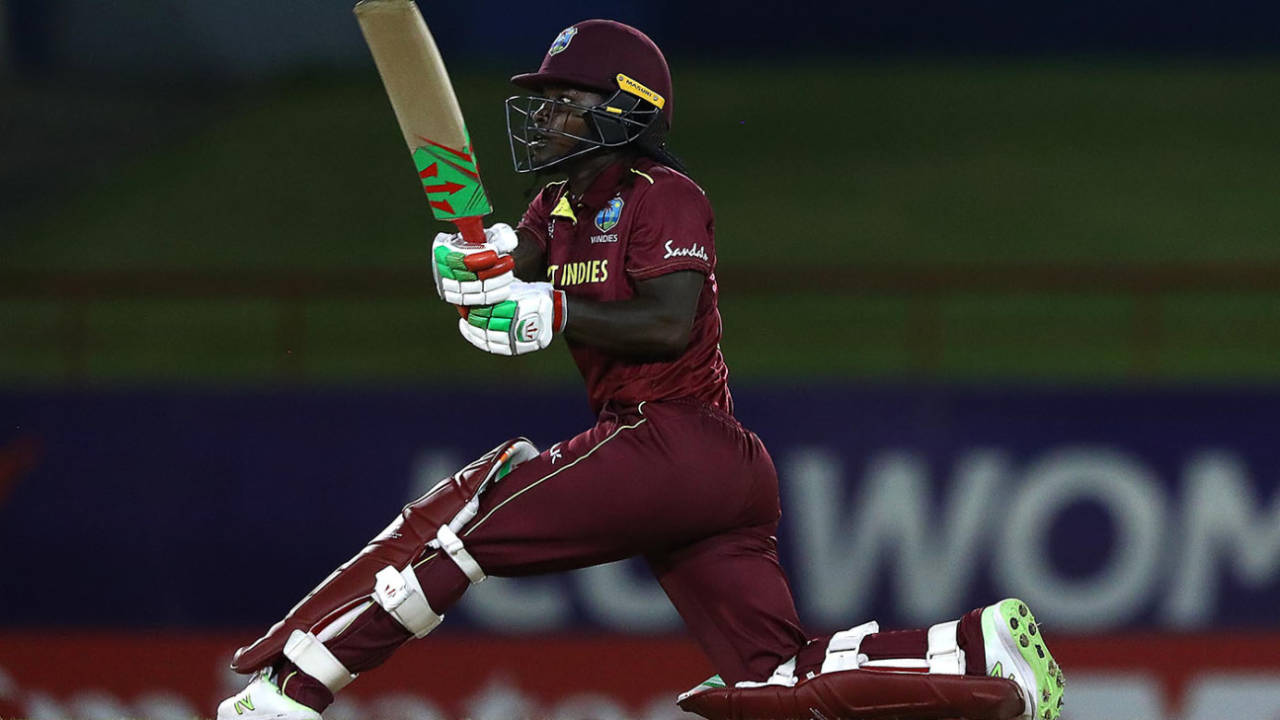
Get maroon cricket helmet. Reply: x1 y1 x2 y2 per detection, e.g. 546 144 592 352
511 19 674 128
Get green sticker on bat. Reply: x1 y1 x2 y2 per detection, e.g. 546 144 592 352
413 131 492 221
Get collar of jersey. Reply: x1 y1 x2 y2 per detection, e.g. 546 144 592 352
554 158 640 223
550 193 577 222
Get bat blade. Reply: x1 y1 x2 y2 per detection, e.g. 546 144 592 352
354 0 491 243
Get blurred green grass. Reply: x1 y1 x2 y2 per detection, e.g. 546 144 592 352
8 291 1278 385
6 62 1280 385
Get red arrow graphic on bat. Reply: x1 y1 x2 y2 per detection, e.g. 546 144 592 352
423 181 465 195
419 163 439 179
416 137 481 180
417 136 474 163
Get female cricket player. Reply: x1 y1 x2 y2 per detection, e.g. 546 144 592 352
218 19 1062 720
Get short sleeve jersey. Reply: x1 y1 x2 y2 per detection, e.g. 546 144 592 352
517 157 732 416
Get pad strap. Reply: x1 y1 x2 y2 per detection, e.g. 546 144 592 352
436 525 486 584
373 565 444 638
282 630 356 692
736 656 798 689
926 620 966 675
821 620 878 674
863 658 930 670
767 656 798 687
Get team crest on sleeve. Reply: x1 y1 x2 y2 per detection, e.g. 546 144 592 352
548 27 578 56
594 197 624 232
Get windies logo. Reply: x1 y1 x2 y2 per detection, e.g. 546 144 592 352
595 197 624 232
548 27 577 56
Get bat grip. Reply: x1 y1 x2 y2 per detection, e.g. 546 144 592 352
452 215 486 321
452 216 486 246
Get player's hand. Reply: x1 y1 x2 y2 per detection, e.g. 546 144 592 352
458 279 566 356
432 223 518 306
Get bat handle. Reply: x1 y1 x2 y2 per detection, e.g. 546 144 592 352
452 215 486 246
452 215 487 321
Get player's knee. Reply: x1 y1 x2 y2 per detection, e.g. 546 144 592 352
401 438 538 573
375 437 539 633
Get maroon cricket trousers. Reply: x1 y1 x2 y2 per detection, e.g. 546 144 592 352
284 398 810 709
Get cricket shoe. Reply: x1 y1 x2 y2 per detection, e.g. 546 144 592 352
217 669 321 720
981 598 1065 720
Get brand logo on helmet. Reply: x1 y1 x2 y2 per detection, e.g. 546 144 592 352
516 317 541 342
595 197 624 232
548 27 577 56
616 73 665 109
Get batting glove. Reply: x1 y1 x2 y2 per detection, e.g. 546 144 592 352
432 222 518 306
459 279 566 356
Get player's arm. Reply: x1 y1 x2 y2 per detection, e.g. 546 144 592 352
561 271 701 359
512 227 548 282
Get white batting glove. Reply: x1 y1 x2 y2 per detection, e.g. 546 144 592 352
431 222 519 306
458 279 567 356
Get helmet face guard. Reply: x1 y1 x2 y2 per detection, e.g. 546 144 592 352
506 86 663 174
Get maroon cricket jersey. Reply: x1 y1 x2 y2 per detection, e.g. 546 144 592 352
518 157 732 416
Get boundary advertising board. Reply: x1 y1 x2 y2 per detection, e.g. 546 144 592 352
1 386 1278 634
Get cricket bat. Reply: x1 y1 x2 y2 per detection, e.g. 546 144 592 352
354 0 492 246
